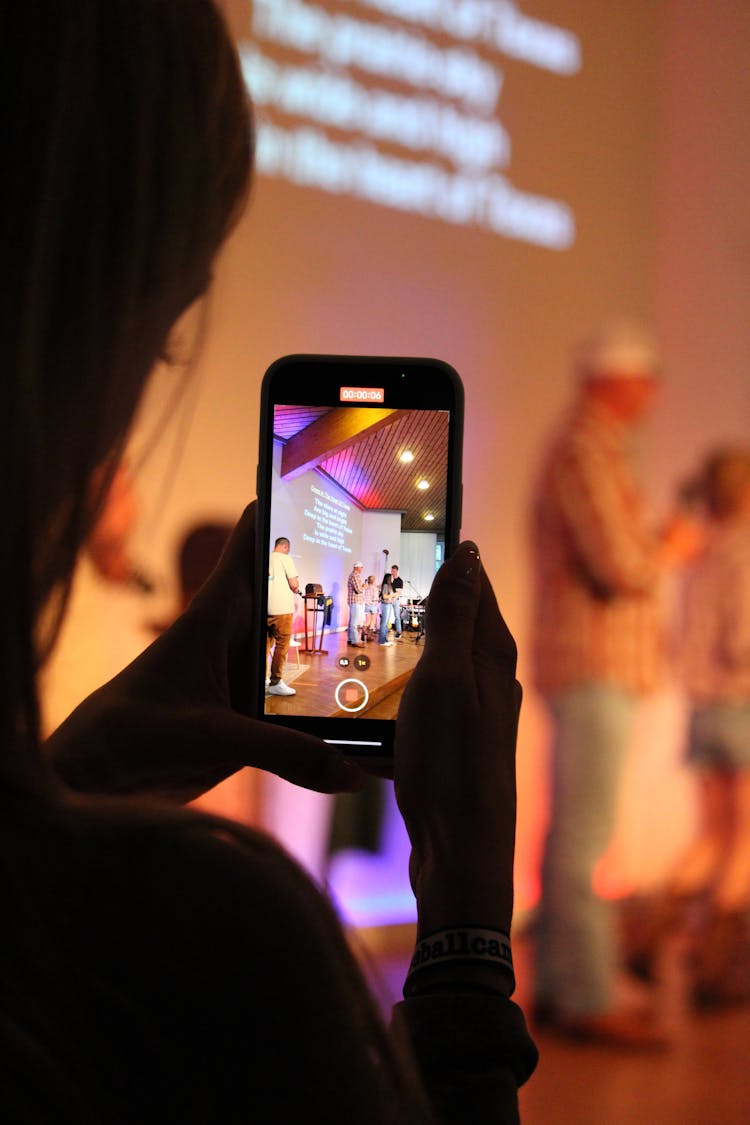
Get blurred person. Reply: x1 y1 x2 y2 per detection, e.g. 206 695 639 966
267 535 299 696
632 448 750 1009
177 522 234 611
2 4 536 1122
145 523 234 638
530 319 700 1047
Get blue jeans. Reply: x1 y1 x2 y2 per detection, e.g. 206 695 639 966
378 602 394 643
347 602 364 644
534 683 636 1017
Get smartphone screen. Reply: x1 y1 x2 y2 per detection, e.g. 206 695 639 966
254 355 463 760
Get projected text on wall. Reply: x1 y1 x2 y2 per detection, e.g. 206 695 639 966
241 0 580 251
304 485 354 553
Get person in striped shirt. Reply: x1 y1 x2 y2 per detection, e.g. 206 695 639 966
347 562 366 647
530 319 700 1048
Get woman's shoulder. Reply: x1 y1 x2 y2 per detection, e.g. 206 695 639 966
5 793 325 957
5 795 354 1040
1 794 386 1122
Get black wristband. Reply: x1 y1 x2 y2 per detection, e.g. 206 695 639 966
404 926 515 998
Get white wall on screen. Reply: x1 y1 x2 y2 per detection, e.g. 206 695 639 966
360 510 403 584
398 532 438 602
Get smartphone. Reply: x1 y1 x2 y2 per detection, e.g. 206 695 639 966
254 355 463 762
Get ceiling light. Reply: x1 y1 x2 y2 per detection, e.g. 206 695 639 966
417 479 430 490
399 450 414 463
424 513 435 522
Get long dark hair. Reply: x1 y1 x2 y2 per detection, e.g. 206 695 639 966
0 9 437 1122
0 1 253 785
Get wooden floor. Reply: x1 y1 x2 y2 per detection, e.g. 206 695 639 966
266 625 424 720
357 927 750 1125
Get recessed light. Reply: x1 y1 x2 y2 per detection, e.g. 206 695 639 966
399 450 414 463
424 513 435 522
417 479 430 490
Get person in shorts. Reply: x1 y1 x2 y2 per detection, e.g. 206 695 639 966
363 575 379 640
676 448 750 1007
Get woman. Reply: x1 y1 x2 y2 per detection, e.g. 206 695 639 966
1 3 535 1121
674 449 750 1008
627 450 750 1011
363 574 380 639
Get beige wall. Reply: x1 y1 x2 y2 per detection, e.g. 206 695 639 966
45 1 750 910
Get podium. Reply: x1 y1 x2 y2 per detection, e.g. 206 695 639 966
303 593 329 655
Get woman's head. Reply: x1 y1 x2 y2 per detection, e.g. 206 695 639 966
1 1 252 766
702 448 750 521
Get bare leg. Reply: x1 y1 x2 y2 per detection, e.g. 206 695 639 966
624 772 732 983
714 770 750 910
687 771 750 1009
670 770 731 896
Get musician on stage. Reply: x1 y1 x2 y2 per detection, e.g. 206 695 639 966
382 563 403 638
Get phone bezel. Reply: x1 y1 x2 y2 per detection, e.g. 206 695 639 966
254 354 464 760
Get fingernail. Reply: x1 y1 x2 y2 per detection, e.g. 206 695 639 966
463 541 481 579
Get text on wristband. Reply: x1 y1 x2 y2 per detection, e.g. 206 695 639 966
409 927 513 974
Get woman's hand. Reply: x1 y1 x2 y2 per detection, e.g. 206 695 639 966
46 504 364 802
394 543 521 939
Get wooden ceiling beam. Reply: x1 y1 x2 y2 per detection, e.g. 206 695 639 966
281 407 398 479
